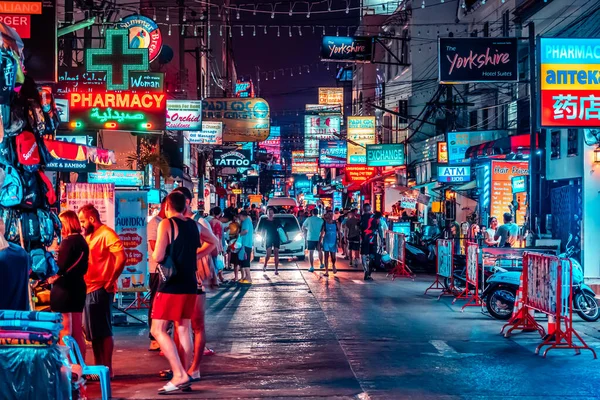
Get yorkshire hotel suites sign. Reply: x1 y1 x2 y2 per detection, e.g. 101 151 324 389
540 38 600 127
438 37 518 83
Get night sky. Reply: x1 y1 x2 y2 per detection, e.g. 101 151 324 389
231 0 360 130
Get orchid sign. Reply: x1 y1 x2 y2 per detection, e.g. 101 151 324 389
438 38 518 83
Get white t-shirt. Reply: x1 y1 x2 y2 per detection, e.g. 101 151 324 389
147 215 163 273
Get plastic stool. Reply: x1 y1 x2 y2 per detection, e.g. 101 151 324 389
63 335 112 400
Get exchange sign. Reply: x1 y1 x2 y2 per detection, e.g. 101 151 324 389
540 38 600 127
366 143 405 167
347 116 376 164
203 98 270 142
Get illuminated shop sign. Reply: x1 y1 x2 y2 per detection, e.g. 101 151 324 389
185 121 223 145
438 37 518 83
489 161 529 223
347 116 376 164
235 80 255 98
304 115 341 157
447 132 470 164
438 142 448 163
366 143 405 167
166 100 202 131
89 170 144 186
511 175 528 194
46 133 97 172
213 149 252 167
292 150 318 175
320 36 373 63
202 98 270 142
540 38 600 127
116 15 163 62
318 87 344 121
344 165 376 183
437 166 471 183
319 140 347 168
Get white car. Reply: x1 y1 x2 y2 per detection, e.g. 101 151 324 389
253 214 305 261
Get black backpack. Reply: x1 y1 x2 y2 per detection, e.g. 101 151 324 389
20 170 42 209
20 211 41 244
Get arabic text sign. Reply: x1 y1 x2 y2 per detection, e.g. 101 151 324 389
166 100 202 130
347 116 376 164
89 170 145 187
319 140 347 168
439 37 518 83
115 191 148 292
539 38 600 127
320 36 373 63
305 115 341 157
64 183 115 229
366 143 405 167
202 98 270 142
437 166 471 183
185 121 223 144
447 132 470 163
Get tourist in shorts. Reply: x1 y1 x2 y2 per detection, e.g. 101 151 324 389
320 209 338 277
302 208 324 272
261 207 283 275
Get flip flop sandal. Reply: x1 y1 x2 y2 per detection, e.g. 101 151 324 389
158 369 173 380
158 382 181 395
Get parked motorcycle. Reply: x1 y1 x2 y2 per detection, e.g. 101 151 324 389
482 236 600 321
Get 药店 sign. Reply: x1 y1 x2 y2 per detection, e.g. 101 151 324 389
320 36 373 63
185 121 223 145
366 144 405 167
347 116 376 164
166 100 202 130
89 170 145 187
319 140 347 168
213 149 252 167
539 38 600 127
437 166 472 183
438 37 518 84
203 98 270 142
305 115 341 157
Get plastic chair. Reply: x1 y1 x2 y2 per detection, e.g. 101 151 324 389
63 335 112 400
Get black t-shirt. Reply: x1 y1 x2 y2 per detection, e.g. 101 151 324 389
360 213 373 235
159 218 200 294
261 218 282 242
52 234 89 313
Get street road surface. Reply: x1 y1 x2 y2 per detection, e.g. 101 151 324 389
89 258 600 399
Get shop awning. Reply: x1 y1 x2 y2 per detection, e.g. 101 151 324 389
44 139 116 166
465 134 532 159
454 181 477 191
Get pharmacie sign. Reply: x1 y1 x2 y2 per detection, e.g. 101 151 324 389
540 38 600 127
366 144 405 167
166 100 202 130
438 37 518 83
437 166 471 183
320 36 373 63
213 149 252 167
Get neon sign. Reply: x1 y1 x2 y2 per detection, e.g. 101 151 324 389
86 29 149 90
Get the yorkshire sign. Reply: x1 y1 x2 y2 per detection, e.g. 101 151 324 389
320 36 373 63
438 37 518 83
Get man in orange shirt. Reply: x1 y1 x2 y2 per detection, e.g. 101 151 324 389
78 204 126 378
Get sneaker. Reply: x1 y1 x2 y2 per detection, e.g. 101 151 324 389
320 264 325 269
308 266 315 272
148 340 160 351
322 272 329 277
364 274 373 281
332 266 337 274
274 271 279 276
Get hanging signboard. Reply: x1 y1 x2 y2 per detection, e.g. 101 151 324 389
320 36 373 63
490 161 529 224
185 121 223 145
115 191 148 291
213 148 252 167
511 175 528 194
539 38 600 127
234 80 255 98
116 15 163 62
319 140 347 168
64 183 115 229
305 115 341 157
166 100 202 130
318 87 344 121
89 170 145 187
291 150 318 175
438 141 448 163
0 0 57 82
366 143 405 167
347 116 376 164
438 37 518 84
437 166 472 183
202 98 270 142
447 132 470 164
305 104 342 115
344 165 377 183
46 132 97 172
260 126 281 161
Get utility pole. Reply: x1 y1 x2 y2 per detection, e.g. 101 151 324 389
528 22 539 236
178 0 186 92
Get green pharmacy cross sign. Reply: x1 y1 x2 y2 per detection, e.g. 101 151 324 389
86 29 149 90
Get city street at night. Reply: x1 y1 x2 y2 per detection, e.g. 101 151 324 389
88 259 600 399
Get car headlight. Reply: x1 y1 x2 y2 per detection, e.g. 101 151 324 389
294 233 303 242
254 233 263 242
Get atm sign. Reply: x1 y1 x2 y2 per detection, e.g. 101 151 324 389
437 166 471 183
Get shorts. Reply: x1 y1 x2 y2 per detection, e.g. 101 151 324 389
323 241 337 253
307 241 320 251
83 288 114 341
265 237 280 249
240 246 252 268
348 238 360 251
151 293 197 321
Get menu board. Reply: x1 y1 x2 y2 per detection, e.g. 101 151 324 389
490 161 529 224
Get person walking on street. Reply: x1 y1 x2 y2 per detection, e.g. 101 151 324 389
321 209 338 277
238 211 254 284
261 207 283 275
78 204 126 378
345 210 361 268
147 198 166 351
49 210 89 355
360 204 377 281
302 208 324 272
208 207 226 284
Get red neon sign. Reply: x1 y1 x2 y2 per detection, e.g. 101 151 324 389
69 92 166 109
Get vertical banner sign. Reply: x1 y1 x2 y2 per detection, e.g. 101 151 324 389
347 116 376 164
333 191 342 210
64 183 116 229
115 191 148 292
489 161 529 223
438 37 518 84
447 132 470 164
539 38 600 127
304 115 341 157
318 87 344 121
438 142 448 163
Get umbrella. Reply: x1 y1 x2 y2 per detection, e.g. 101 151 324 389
0 23 23 56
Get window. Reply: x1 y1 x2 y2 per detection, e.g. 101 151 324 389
551 130 561 159
469 110 478 128
567 129 578 156
481 108 489 130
